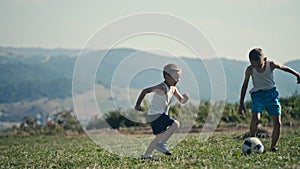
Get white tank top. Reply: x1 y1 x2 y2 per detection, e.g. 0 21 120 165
250 60 275 93
147 82 176 115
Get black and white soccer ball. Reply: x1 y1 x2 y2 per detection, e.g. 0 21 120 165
242 137 264 155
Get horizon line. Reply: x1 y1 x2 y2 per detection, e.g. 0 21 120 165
0 46 299 63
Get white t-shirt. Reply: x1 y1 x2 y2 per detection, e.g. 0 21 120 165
147 82 176 115
250 60 276 93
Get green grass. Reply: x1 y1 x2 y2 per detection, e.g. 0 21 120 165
1 128 300 168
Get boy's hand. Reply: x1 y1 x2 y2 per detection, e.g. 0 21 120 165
135 105 142 111
238 104 246 116
181 93 189 104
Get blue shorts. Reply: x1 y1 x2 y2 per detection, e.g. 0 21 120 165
251 87 281 116
147 113 175 135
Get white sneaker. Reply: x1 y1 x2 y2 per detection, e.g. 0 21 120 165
141 154 153 159
155 142 172 155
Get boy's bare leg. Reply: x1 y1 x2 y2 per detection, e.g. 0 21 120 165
144 133 164 155
144 120 180 155
159 120 180 143
271 115 281 149
250 112 260 137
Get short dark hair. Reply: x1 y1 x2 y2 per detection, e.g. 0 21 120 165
162 64 181 79
249 48 264 61
163 71 169 78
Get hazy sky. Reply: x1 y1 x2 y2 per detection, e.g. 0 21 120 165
0 0 299 63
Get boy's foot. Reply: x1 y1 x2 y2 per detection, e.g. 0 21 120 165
270 147 278 152
141 154 153 159
155 142 172 155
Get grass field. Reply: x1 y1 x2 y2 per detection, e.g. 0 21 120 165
1 128 300 169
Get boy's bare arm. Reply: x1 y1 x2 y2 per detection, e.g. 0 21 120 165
135 84 163 111
174 89 189 104
271 61 300 84
238 66 251 114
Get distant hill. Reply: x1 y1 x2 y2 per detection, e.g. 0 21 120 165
77 48 300 102
0 47 299 104
0 52 75 102
0 47 82 57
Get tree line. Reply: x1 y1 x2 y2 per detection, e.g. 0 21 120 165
4 93 299 135
87 93 300 130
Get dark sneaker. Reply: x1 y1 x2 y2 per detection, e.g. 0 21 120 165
270 147 279 152
141 154 153 159
155 142 172 155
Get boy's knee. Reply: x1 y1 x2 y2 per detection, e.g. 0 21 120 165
173 120 180 129
272 116 281 128
251 117 260 125
251 113 260 124
274 120 282 128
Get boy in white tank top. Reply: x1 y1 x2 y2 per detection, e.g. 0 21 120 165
239 48 300 152
135 64 189 159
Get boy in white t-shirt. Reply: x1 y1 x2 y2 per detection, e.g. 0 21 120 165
135 64 189 159
238 48 300 152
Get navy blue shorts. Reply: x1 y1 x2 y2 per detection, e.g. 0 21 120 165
251 87 281 116
147 113 175 135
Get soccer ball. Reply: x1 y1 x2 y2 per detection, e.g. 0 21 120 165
242 137 264 155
